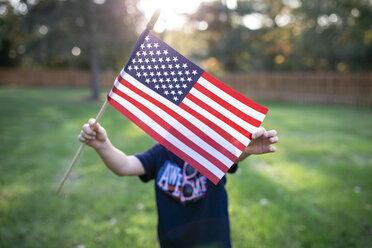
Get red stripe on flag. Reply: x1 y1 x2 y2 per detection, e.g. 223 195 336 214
107 95 221 184
201 72 268 115
179 102 246 152
117 75 238 162
185 93 253 139
193 82 262 127
112 86 230 174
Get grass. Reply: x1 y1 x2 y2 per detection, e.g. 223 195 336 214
0 87 371 248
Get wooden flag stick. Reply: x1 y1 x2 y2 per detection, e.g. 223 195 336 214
147 9 161 30
56 99 109 193
56 9 161 194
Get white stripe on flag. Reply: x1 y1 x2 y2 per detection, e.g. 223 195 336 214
113 80 234 166
198 76 266 121
121 72 243 156
189 87 258 134
182 97 251 146
109 90 225 179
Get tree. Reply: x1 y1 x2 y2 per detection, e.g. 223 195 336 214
295 0 372 71
185 0 372 72
0 1 23 67
2 0 371 75
1 0 144 99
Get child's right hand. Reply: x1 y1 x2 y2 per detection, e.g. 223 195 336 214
78 118 108 150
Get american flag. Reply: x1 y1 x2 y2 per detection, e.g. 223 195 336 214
107 31 268 185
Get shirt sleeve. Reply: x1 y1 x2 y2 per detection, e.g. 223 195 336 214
135 143 163 182
227 163 238 174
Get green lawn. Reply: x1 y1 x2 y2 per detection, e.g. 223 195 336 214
0 87 371 248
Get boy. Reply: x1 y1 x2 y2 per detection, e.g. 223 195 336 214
79 118 278 247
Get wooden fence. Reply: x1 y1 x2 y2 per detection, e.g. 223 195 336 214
0 68 371 106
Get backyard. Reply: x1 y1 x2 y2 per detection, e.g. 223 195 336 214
0 87 371 248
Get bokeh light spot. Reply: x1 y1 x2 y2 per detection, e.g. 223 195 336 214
71 47 81 56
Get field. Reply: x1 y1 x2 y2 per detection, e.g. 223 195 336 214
0 87 371 248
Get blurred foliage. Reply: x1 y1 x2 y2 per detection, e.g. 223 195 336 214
187 0 372 72
0 1 22 67
0 0 371 72
0 0 144 70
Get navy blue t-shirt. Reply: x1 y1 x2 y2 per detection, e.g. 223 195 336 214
135 143 233 248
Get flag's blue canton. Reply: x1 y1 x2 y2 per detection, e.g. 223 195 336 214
124 32 203 105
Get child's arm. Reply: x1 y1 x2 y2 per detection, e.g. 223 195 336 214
235 127 278 163
78 118 145 176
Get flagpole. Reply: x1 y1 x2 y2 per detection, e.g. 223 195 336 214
56 9 161 194
56 99 109 194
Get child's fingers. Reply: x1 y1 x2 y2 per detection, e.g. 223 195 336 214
269 146 277 152
88 118 102 132
269 137 279 143
82 124 95 136
94 123 103 133
252 126 266 139
78 134 87 143
266 130 277 138
88 118 96 127
80 130 95 140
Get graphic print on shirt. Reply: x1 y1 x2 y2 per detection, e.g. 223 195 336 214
156 161 207 204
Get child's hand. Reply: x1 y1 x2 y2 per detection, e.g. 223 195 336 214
247 127 278 154
235 127 278 163
78 118 108 150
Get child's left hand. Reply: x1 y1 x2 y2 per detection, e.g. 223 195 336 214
235 127 278 163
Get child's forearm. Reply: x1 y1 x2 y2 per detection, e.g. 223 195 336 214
235 148 251 163
94 139 145 176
